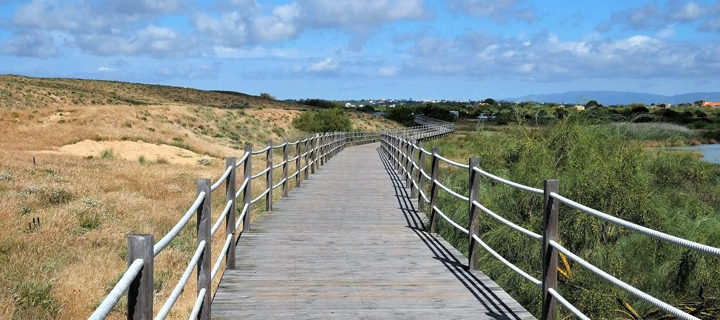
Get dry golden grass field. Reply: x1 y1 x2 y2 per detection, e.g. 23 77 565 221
0 75 400 319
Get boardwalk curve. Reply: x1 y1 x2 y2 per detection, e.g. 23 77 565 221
212 143 535 319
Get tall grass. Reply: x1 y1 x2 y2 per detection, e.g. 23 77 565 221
609 122 702 141
424 118 720 319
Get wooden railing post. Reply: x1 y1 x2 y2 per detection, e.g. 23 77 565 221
326 133 330 159
295 137 301 187
404 138 412 188
326 133 331 161
311 134 318 174
467 157 480 270
393 136 400 172
542 179 559 320
225 157 237 269
428 146 440 234
338 132 343 154
282 138 289 197
329 133 334 159
417 141 426 212
319 134 325 166
409 140 417 198
243 145 252 232
304 135 310 179
330 133 336 158
399 137 406 181
127 234 153 320
266 141 273 211
196 179 211 320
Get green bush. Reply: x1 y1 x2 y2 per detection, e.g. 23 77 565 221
297 99 344 109
424 118 720 319
292 108 352 132
100 149 115 159
385 106 415 126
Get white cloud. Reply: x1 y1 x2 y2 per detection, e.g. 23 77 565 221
8 0 184 31
193 5 303 48
377 66 399 77
251 3 302 42
599 1 720 34
302 0 432 27
75 26 199 58
194 12 250 47
193 0 433 48
0 31 58 58
4 0 195 58
212 46 302 58
401 30 720 80
305 58 339 72
657 24 676 38
673 2 703 21
448 0 536 23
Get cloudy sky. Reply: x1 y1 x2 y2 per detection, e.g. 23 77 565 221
1 0 719 100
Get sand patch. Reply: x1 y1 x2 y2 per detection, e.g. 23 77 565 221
45 139 213 165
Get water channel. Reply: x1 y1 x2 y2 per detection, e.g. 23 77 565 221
675 144 720 164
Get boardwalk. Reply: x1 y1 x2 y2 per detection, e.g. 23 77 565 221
212 143 535 319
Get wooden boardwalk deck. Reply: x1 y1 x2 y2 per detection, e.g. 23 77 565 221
212 143 535 319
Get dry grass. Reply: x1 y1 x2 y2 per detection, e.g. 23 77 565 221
0 75 305 111
0 76 400 319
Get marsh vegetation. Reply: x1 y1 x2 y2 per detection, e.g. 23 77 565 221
423 118 720 319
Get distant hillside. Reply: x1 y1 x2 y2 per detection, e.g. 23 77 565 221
0 75 301 110
506 91 720 105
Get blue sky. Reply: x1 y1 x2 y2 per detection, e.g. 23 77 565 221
1 0 719 100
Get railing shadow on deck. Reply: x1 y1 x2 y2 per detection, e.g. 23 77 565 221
377 147 525 320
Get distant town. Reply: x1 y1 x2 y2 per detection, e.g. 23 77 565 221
284 98 720 109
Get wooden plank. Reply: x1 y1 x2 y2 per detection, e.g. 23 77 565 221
212 143 535 320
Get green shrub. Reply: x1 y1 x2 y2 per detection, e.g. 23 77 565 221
297 99 344 109
292 108 352 133
385 106 415 126
100 149 115 159
79 212 101 230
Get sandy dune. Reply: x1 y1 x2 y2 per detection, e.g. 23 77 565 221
45 139 213 165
